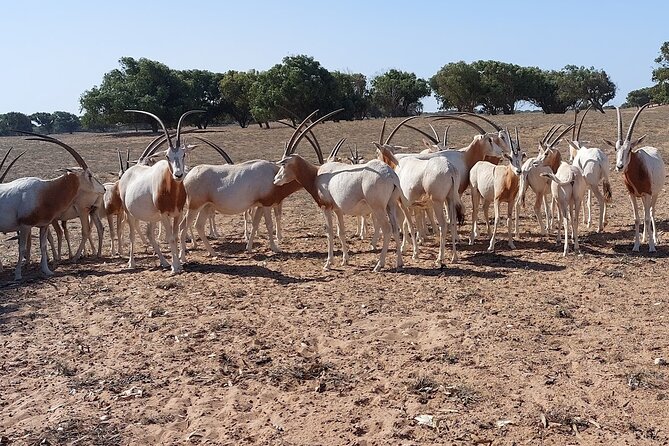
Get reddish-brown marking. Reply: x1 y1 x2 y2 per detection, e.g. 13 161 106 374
623 151 652 196
496 166 520 202
106 182 123 214
286 155 327 207
156 168 187 214
484 155 502 165
544 148 562 173
460 136 493 194
258 180 302 207
19 174 80 226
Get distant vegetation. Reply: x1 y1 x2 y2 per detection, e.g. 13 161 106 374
7 42 669 135
625 42 669 106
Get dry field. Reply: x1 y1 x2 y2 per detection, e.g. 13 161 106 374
1 108 669 445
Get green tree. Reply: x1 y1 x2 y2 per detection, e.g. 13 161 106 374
52 111 81 134
558 65 616 111
0 112 33 136
523 68 570 114
625 87 655 107
331 71 369 120
218 70 257 128
80 57 190 132
430 62 483 112
370 69 430 117
179 69 225 128
30 112 55 134
250 55 339 123
651 42 669 104
472 60 529 114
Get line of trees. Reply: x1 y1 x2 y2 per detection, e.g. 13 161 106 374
626 42 669 106
1 52 625 135
0 111 81 136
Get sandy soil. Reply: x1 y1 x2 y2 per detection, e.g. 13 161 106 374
1 108 669 445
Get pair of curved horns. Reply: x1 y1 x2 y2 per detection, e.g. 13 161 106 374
541 124 575 150
284 109 344 163
617 103 651 142
328 138 347 161
14 130 88 169
126 109 205 161
0 148 27 182
572 105 592 142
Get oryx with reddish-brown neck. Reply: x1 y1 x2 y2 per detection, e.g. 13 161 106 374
274 129 409 272
179 110 340 260
1 133 104 280
118 109 203 273
604 104 665 252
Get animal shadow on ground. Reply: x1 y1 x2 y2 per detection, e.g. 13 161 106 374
463 251 566 273
184 260 322 285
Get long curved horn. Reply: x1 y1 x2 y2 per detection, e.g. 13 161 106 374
117 150 124 173
452 111 502 131
443 125 450 147
384 116 421 145
428 123 440 143
191 136 234 164
288 109 344 164
328 138 347 161
126 149 130 171
547 124 575 149
625 103 651 142
276 120 321 158
432 116 486 135
176 110 206 147
0 150 26 182
378 120 387 144
278 106 322 153
541 124 561 146
0 148 13 173
616 107 623 142
125 109 173 148
404 123 439 144
575 105 592 142
15 130 88 169
571 109 579 141
515 127 521 152
286 109 320 154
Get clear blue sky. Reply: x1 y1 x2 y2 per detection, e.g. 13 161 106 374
2 0 667 115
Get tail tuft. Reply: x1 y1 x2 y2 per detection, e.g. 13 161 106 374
603 180 612 202
455 202 465 226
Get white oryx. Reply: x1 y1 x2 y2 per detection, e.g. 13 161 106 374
179 110 341 260
541 162 588 256
604 104 665 252
118 109 203 274
565 107 612 233
518 124 574 235
469 128 525 251
1 133 104 280
375 142 464 265
274 126 411 272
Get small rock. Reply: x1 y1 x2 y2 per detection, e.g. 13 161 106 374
654 358 667 366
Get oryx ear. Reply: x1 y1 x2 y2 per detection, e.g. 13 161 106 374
603 139 616 148
522 152 527 159
422 139 433 150
184 144 197 153
566 139 580 150
503 153 512 161
372 142 382 150
631 134 647 148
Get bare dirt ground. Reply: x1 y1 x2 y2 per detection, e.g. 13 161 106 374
1 108 669 445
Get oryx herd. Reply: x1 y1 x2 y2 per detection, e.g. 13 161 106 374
0 104 664 281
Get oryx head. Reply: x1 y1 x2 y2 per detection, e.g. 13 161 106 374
603 104 649 172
